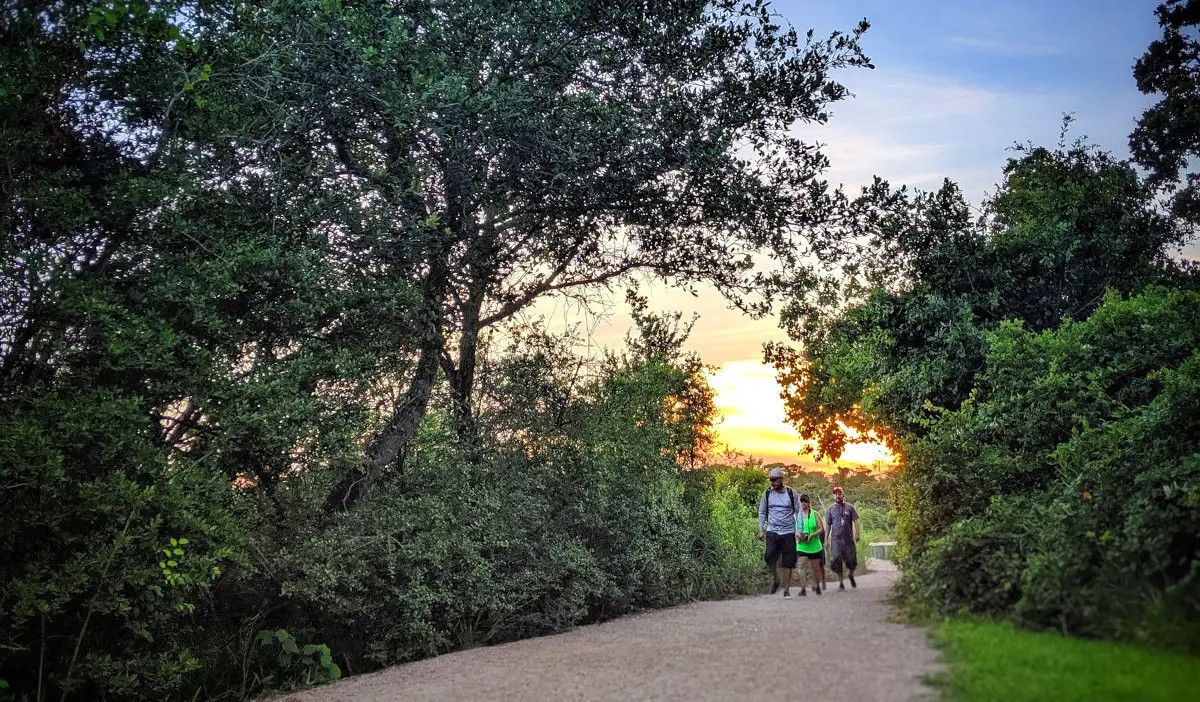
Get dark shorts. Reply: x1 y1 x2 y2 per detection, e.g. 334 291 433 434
829 545 858 574
764 532 798 569
800 549 824 561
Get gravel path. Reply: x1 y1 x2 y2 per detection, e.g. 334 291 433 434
278 570 940 702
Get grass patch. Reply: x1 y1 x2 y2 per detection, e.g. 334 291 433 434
930 619 1200 701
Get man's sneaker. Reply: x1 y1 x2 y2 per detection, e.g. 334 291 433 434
770 579 779 595
849 573 857 588
799 587 807 596
783 589 791 599
839 582 846 591
814 584 822 595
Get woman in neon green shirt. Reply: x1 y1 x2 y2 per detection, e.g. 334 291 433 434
795 493 827 596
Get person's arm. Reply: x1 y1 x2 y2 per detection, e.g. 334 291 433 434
816 512 826 544
757 493 767 539
852 505 861 543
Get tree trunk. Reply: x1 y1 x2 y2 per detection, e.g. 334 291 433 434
324 247 452 511
446 285 484 451
324 343 441 511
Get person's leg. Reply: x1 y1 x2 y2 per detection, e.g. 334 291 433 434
765 533 781 593
780 534 797 596
830 551 845 589
846 546 858 588
812 553 825 592
800 557 814 595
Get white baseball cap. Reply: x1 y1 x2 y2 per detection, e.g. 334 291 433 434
768 468 785 479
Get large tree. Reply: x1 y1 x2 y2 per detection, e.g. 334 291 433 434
190 0 872 507
766 141 1187 461
1131 0 1200 222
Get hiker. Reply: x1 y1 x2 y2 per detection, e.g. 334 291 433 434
794 493 826 596
757 467 799 598
826 485 861 590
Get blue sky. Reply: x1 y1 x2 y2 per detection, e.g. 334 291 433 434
780 0 1166 205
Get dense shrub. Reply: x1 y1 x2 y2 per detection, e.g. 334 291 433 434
895 290 1200 650
772 132 1199 654
1 340 767 700
273 414 765 674
0 392 248 699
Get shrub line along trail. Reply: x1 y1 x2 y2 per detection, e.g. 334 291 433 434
279 571 939 702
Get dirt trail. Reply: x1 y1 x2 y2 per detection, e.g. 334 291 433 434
280 570 940 702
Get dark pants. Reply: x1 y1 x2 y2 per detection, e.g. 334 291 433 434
764 532 798 569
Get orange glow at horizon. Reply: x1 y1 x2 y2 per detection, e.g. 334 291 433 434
706 360 896 473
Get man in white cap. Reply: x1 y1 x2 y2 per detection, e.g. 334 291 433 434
757 467 799 597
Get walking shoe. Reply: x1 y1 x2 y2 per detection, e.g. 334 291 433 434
799 587 807 596
838 582 846 591
770 577 779 595
814 584 821 595
849 573 857 588
783 589 791 599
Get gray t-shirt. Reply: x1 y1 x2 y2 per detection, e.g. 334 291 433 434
758 488 797 534
826 501 859 545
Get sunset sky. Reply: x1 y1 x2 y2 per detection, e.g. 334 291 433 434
531 0 1186 470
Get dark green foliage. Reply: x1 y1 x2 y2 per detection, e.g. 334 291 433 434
271 339 764 671
1 319 764 699
769 141 1189 462
0 391 247 699
1131 0 1200 222
183 0 872 504
774 134 1200 651
894 289 1200 648
5 0 854 697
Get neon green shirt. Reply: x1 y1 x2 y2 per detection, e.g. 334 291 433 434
796 508 822 553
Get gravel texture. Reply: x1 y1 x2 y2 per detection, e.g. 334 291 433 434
277 570 939 702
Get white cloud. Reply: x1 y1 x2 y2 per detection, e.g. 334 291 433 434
793 68 1078 202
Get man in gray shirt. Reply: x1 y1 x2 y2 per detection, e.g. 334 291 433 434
826 485 861 590
758 467 799 598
